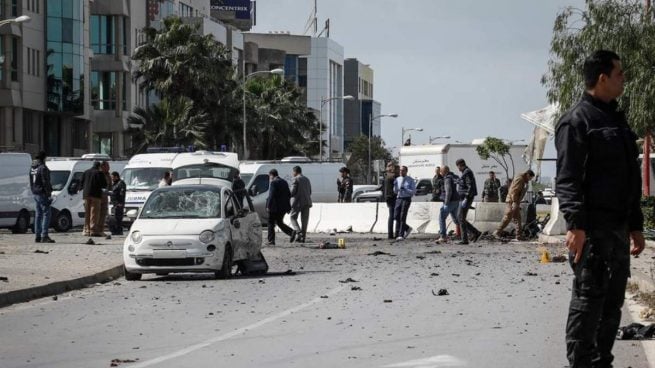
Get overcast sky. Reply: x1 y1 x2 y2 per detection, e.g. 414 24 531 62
252 0 585 169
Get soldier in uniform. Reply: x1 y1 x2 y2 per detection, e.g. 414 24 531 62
482 171 501 202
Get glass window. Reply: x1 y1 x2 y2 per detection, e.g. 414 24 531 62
11 0 17 16
122 167 171 191
47 1 61 17
50 171 71 192
172 164 238 182
10 37 18 81
250 174 270 196
140 189 222 219
61 0 73 18
91 15 115 54
91 71 117 110
62 18 73 43
47 17 62 42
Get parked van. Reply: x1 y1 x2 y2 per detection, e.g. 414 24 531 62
239 160 344 222
171 151 240 187
46 156 127 232
121 153 180 224
0 153 34 233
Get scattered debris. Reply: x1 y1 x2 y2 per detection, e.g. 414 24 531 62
52 296 58 301
552 255 567 263
430 273 440 277
368 251 393 256
320 295 329 299
0 276 8 282
424 250 442 254
339 277 358 283
85 238 95 245
383 299 393 303
110 358 139 367
284 269 296 275
617 323 655 340
452 273 460 277
0 251 4 254
416 255 425 260
524 272 538 276
34 249 49 254
351 286 362 291
258 279 265 284
373 237 382 241
432 289 449 296
319 241 340 249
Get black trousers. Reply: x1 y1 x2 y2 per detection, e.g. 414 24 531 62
566 227 630 368
458 197 480 242
267 212 293 243
110 205 124 235
386 199 396 239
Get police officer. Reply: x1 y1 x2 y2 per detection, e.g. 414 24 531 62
556 50 645 368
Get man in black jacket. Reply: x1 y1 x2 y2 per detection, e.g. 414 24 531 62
455 159 481 244
383 162 399 239
80 161 106 237
556 50 645 368
266 169 293 245
108 171 126 235
29 151 55 243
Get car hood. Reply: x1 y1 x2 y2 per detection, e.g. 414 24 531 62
132 218 224 235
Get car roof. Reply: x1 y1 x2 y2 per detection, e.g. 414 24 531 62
156 184 227 192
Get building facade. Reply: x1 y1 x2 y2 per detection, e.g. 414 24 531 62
344 57 381 151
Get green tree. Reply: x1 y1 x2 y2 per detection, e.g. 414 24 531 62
542 0 655 136
346 135 392 184
476 137 514 179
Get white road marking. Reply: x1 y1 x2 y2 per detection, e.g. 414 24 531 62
129 276 358 368
383 355 467 368
625 294 655 367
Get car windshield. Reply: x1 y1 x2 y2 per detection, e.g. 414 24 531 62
140 188 222 219
50 171 71 191
123 167 170 191
240 173 253 186
173 163 238 182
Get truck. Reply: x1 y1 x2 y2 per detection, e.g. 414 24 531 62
399 141 530 201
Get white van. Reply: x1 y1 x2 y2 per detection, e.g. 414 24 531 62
0 153 34 233
46 157 128 232
171 151 240 187
121 153 180 224
239 160 344 222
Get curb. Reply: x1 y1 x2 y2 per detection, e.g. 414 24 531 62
0 264 124 308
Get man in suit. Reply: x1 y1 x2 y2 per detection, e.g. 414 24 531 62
289 166 312 243
266 169 294 245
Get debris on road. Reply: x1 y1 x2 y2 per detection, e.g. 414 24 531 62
383 299 393 303
0 276 8 282
351 286 362 291
52 296 58 301
524 272 538 276
110 358 139 367
617 323 655 340
339 277 358 283
320 295 328 298
258 279 265 284
34 249 49 254
105 235 112 240
430 273 440 277
368 251 394 256
424 250 442 254
85 238 95 245
319 241 340 249
552 255 567 263
432 289 449 296
284 269 296 275
416 255 425 260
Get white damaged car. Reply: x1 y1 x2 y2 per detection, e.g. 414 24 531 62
123 184 265 281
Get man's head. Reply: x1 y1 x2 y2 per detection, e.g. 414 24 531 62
339 167 349 178
524 169 536 181
386 161 395 173
489 171 495 179
35 150 47 161
93 161 101 169
111 171 120 182
163 171 171 180
435 166 441 175
292 166 302 177
584 50 624 101
101 161 110 172
455 159 466 172
400 166 408 177
440 166 450 176
268 169 279 181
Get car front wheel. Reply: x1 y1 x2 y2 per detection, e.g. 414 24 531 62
124 266 142 281
215 245 233 280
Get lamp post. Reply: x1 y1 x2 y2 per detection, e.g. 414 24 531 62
368 113 398 184
0 15 31 27
242 68 284 159
320 95 354 161
401 127 423 146
429 135 450 144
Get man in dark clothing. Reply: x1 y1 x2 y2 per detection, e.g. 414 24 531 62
455 159 481 244
29 151 55 243
80 161 106 237
232 170 246 207
482 171 501 202
556 50 645 368
337 167 353 202
499 179 511 203
431 166 443 202
266 169 294 245
108 171 126 235
437 166 459 243
382 162 399 239
98 161 112 236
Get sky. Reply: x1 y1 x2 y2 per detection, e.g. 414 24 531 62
252 0 586 175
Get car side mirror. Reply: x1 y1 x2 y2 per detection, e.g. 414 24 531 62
68 181 79 195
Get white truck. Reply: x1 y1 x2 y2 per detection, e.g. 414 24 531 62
399 142 530 201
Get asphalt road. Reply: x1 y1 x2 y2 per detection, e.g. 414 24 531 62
0 235 651 368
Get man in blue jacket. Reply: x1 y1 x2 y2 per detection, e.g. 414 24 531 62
29 151 54 243
437 166 460 243
393 166 416 241
266 169 294 245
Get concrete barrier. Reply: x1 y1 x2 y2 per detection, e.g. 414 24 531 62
472 202 527 233
543 197 567 235
405 202 440 234
309 202 379 233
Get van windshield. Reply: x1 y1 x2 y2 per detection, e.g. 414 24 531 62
173 163 238 182
123 167 170 191
50 171 71 191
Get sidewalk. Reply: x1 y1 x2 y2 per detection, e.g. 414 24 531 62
0 230 124 308
539 233 655 293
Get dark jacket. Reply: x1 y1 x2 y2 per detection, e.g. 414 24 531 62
232 177 246 205
267 176 291 214
80 167 107 199
443 172 460 203
383 174 398 203
456 166 478 199
109 179 126 206
432 174 444 201
29 160 52 197
555 93 643 231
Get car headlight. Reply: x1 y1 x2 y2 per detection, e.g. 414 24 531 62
131 230 142 244
199 230 215 244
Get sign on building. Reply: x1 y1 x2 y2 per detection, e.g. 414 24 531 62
210 0 255 31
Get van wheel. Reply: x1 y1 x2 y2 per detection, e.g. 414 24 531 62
53 211 72 232
11 211 30 234
215 245 233 280
124 266 142 281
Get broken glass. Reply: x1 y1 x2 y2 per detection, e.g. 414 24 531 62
140 188 221 219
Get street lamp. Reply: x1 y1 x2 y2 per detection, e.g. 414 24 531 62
0 15 31 27
242 68 284 159
368 113 398 184
401 127 423 146
320 95 354 161
429 135 451 144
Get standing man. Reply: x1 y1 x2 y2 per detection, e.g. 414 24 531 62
393 166 416 241
493 170 535 240
80 161 106 237
437 166 460 243
337 167 353 203
383 162 399 240
431 166 443 202
29 151 55 243
159 171 172 187
482 171 501 202
108 171 126 235
455 159 481 244
289 166 312 243
232 170 246 207
556 50 644 368
98 161 112 236
266 169 294 245
499 178 511 203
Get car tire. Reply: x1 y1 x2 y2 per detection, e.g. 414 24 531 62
124 266 142 281
53 211 72 233
215 244 233 280
11 211 30 234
